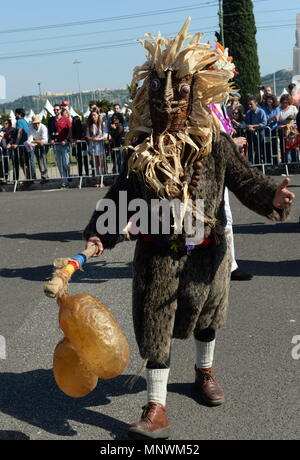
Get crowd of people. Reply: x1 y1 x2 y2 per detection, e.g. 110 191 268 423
1 85 300 189
0 101 127 188
226 83 300 165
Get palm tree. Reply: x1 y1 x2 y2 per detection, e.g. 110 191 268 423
97 99 112 114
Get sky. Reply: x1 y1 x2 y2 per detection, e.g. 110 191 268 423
0 0 299 102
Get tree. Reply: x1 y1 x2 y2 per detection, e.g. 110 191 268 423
216 0 261 103
96 99 112 114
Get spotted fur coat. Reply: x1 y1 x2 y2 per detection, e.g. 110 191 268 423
84 133 291 363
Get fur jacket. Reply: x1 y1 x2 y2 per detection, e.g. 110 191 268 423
83 133 291 363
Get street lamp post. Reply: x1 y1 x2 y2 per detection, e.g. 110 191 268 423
73 59 83 113
37 82 42 113
218 0 225 47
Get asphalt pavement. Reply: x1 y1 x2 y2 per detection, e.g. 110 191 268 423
0 177 299 440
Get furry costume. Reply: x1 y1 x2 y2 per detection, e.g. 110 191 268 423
84 134 290 363
84 19 291 364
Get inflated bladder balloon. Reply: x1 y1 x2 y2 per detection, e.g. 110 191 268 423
45 247 131 395
58 293 130 379
53 337 98 398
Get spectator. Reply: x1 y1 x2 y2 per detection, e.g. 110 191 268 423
89 101 99 113
262 95 280 164
245 96 267 164
226 93 244 118
277 94 298 126
297 107 300 133
73 117 88 178
61 100 71 111
257 86 273 106
287 83 300 108
107 104 125 132
61 105 89 178
47 108 57 142
109 114 125 173
230 107 246 138
86 110 107 187
61 107 71 119
284 123 300 163
288 83 296 99
12 108 33 184
109 103 124 126
49 104 72 188
25 115 49 182
0 119 16 183
264 86 273 97
277 94 298 161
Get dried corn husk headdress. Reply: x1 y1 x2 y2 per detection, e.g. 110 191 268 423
127 17 235 205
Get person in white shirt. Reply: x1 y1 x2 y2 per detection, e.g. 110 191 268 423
25 115 49 181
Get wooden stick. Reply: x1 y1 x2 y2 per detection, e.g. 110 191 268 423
44 245 98 299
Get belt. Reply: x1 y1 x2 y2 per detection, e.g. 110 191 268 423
137 234 213 251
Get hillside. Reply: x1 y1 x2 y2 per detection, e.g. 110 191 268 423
0 69 295 113
0 88 130 113
261 69 293 96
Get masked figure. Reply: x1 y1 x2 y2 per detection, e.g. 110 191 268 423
84 18 294 439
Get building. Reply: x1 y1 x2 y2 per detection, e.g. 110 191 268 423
0 75 6 100
293 13 300 77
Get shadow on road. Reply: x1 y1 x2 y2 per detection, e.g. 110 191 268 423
1 231 83 243
0 261 133 283
233 222 299 235
236 259 300 277
0 369 146 439
168 382 222 408
0 430 30 440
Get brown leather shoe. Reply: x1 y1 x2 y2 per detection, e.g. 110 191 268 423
195 366 225 406
128 402 170 439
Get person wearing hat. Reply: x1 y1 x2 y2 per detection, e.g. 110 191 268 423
61 100 71 109
25 115 49 182
226 92 245 119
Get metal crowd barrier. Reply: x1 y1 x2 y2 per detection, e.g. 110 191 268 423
1 129 300 192
0 146 10 184
246 126 300 176
0 141 127 192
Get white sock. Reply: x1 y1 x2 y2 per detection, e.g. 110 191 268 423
146 368 170 406
194 339 216 369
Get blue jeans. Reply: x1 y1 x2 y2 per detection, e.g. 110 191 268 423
54 144 70 185
285 149 298 164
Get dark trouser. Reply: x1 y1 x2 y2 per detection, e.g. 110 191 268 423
111 141 123 174
0 152 9 181
247 131 264 165
285 149 299 163
16 146 33 180
11 147 32 180
34 145 48 177
278 127 286 162
146 328 216 369
11 148 19 180
73 142 89 177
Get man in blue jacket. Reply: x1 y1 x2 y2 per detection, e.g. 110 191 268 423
246 96 267 164
11 108 34 185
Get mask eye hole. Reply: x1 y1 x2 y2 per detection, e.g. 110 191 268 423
151 78 161 91
179 84 190 96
